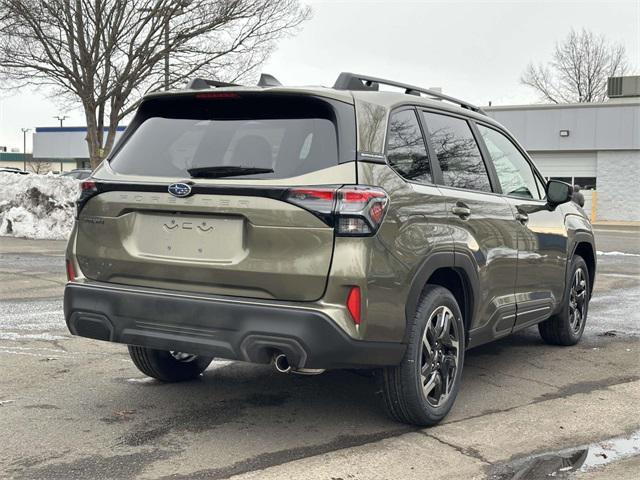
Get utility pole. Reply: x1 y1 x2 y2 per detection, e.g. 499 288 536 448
164 15 170 90
139 6 174 90
21 128 31 171
54 115 68 127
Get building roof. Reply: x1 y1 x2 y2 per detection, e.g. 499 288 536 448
35 126 127 133
486 101 640 152
486 100 640 112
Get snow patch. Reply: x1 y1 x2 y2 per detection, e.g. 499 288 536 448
126 377 158 384
597 250 640 257
0 332 66 341
0 172 80 240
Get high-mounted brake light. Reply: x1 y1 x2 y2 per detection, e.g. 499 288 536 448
346 286 361 324
194 92 241 100
284 185 389 237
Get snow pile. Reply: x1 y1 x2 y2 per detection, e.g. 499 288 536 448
0 173 80 240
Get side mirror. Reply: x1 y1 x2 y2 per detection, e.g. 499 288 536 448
546 179 573 207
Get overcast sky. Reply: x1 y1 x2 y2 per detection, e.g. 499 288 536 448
0 0 638 151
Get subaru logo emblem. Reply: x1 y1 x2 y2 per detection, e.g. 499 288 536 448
168 183 192 198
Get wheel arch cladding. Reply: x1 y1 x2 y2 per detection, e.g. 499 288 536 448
404 252 476 346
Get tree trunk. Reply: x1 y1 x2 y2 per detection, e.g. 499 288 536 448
84 109 103 170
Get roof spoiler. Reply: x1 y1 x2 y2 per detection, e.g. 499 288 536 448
333 72 485 114
185 73 282 90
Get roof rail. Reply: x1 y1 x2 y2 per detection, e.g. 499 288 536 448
333 72 485 114
185 78 239 90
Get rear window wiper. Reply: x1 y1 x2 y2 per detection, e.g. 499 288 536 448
187 165 274 179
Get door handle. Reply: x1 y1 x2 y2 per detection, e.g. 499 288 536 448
515 212 529 224
451 205 471 218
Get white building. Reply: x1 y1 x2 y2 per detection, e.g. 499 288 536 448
32 126 126 170
486 76 640 223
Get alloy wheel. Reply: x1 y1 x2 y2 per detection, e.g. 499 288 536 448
420 306 461 408
569 267 587 333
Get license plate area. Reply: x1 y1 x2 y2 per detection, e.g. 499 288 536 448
131 212 245 263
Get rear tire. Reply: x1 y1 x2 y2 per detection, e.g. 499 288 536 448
538 255 590 346
128 346 213 382
379 285 465 426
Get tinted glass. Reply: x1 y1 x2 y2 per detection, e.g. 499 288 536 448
477 124 542 199
422 112 492 192
574 176 597 190
386 109 432 183
109 96 340 179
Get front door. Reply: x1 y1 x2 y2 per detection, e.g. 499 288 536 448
475 123 568 330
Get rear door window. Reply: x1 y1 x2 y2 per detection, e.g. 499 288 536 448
422 111 492 193
386 109 432 183
109 94 349 179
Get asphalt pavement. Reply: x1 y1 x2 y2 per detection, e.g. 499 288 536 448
0 227 638 480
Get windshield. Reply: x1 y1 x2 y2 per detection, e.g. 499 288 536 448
109 94 343 179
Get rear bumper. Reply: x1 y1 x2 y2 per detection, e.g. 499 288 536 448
64 282 405 369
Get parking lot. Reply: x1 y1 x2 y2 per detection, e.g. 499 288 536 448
1 227 639 480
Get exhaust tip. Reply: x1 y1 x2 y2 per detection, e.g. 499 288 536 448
273 353 292 373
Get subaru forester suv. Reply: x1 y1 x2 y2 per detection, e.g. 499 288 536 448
64 73 595 426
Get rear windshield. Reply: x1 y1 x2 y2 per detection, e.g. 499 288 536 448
109 94 351 179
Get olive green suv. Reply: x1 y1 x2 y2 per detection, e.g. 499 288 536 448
64 73 596 426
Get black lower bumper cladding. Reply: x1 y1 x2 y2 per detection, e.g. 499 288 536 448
64 282 405 369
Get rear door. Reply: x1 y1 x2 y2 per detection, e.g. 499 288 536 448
75 92 356 301
475 123 568 329
420 110 520 343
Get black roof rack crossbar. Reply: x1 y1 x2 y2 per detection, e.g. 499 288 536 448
333 72 484 114
186 78 239 90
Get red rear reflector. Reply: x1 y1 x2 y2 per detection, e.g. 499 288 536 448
347 286 361 325
66 259 76 281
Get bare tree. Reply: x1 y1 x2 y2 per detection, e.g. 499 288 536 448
521 28 628 103
0 0 310 168
27 159 52 174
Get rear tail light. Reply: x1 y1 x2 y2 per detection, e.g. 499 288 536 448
285 185 389 236
76 179 99 216
335 187 388 236
346 286 361 324
285 188 336 216
66 259 76 281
